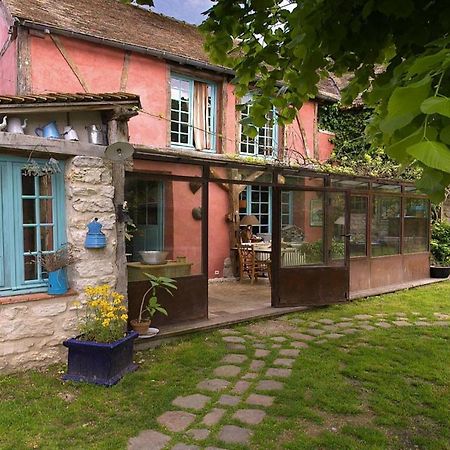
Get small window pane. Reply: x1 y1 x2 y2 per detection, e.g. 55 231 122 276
23 199 36 224
40 199 53 223
23 227 36 253
350 196 367 257
24 255 37 281
39 176 52 196
22 174 35 196
40 226 54 252
372 183 401 192
404 198 428 253
371 196 400 256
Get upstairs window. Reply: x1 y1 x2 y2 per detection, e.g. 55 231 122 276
0 157 65 296
239 95 278 158
170 74 216 152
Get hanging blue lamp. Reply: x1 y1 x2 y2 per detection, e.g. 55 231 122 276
84 218 107 249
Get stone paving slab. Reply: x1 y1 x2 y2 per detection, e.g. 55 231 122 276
221 354 248 364
289 333 315 341
414 321 431 326
172 394 210 411
205 447 227 450
393 321 411 327
197 379 230 392
291 341 309 349
253 343 267 349
266 368 292 378
358 324 376 331
256 380 284 391
271 336 288 342
233 380 251 394
272 344 282 349
335 322 355 328
233 408 267 425
222 336 246 343
250 360 265 371
128 430 170 450
323 333 344 339
171 445 199 450
157 411 196 432
186 428 210 441
226 343 246 351
376 322 392 328
305 328 326 336
246 393 274 407
322 325 339 332
202 408 226 426
434 321 449 326
318 319 334 324
218 425 252 445
255 349 270 358
242 372 258 379
273 358 295 367
354 314 373 320
218 394 241 406
279 349 300 357
214 365 241 377
341 328 359 335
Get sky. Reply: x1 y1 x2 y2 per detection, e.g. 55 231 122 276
152 0 213 24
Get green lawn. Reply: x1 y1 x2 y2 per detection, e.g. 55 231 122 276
1 282 449 450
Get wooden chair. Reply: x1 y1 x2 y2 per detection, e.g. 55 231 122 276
237 244 271 284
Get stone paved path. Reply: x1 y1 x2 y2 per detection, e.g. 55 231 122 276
127 310 450 449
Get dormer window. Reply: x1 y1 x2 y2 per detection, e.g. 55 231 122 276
170 74 216 152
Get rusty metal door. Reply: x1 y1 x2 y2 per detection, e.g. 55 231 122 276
271 188 350 307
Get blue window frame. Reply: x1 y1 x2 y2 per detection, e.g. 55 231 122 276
239 186 292 235
239 96 278 158
170 74 217 152
0 156 65 296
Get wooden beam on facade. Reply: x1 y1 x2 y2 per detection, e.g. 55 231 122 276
51 35 90 93
17 26 32 94
120 51 132 92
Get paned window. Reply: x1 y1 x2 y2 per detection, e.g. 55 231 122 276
170 74 216 151
371 195 401 256
404 198 429 253
0 157 65 296
239 96 278 157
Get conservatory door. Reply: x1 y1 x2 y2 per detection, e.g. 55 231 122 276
272 189 350 306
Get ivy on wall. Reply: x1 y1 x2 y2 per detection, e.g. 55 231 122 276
318 104 420 180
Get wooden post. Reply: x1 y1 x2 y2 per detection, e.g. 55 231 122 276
106 108 136 298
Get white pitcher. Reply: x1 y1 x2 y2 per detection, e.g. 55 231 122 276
63 126 79 141
7 117 27 134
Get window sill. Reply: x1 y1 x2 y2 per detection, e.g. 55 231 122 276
0 289 78 306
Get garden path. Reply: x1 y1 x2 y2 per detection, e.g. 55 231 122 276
127 311 449 450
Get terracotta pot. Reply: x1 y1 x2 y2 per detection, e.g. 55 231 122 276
130 319 151 335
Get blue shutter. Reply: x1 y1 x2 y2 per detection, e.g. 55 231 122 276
0 164 4 287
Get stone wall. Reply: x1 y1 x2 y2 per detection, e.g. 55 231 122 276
0 155 120 374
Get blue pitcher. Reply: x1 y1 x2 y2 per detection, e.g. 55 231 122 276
48 268 69 295
35 121 60 139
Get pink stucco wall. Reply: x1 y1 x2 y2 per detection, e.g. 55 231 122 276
27 32 332 278
0 10 16 95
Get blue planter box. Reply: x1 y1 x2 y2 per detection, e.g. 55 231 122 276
62 331 138 386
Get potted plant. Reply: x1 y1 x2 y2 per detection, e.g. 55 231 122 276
130 273 177 335
430 220 450 278
63 285 138 386
38 244 77 295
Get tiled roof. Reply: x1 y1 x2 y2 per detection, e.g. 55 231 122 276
0 92 140 105
2 0 341 101
3 0 213 67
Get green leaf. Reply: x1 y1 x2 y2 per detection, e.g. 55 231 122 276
421 96 450 118
416 167 450 203
406 140 450 173
385 128 423 163
440 125 450 144
380 76 431 134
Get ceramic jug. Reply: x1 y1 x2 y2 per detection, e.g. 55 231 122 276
35 121 60 139
0 116 7 131
7 117 27 134
63 126 79 141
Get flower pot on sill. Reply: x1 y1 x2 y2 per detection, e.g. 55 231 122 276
130 319 151 335
430 265 450 278
62 331 138 386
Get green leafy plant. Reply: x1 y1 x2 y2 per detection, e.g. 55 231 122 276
430 220 450 266
136 274 177 323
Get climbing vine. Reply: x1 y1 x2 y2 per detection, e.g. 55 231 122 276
318 104 421 180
